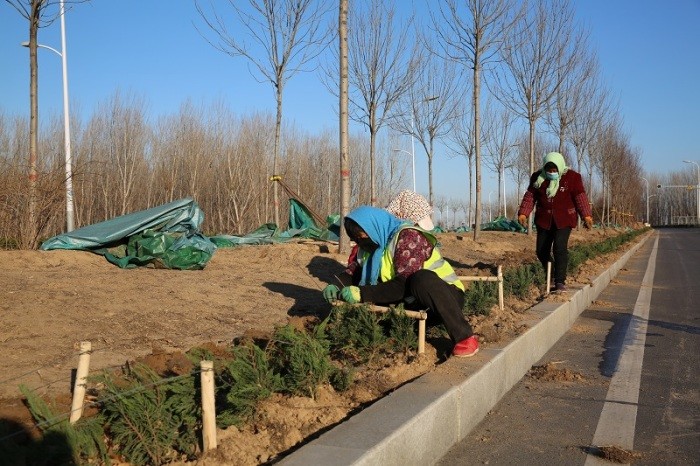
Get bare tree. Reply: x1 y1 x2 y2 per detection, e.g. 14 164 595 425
568 72 614 189
483 102 517 217
323 0 416 206
589 113 629 225
434 195 447 228
5 0 88 247
457 198 471 228
447 101 479 227
195 0 333 227
431 0 520 240
545 43 596 154
448 197 462 229
393 51 463 206
508 132 536 203
492 0 583 232
83 91 150 218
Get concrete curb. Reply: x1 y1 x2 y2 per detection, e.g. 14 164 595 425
280 232 653 466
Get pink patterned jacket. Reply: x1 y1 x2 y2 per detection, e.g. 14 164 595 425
517 169 592 230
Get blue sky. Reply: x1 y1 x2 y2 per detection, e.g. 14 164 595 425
1 0 699 203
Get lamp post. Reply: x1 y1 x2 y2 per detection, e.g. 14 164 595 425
648 194 658 225
394 96 440 194
392 116 417 193
21 0 74 232
500 164 507 218
393 148 415 192
641 177 649 224
683 160 700 224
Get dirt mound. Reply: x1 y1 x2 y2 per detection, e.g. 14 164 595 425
590 444 643 463
527 362 587 383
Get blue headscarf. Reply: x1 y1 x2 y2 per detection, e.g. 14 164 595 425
346 206 407 285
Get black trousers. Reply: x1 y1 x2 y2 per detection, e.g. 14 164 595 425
406 269 473 343
535 225 572 285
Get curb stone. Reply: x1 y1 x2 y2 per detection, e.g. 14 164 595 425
280 231 654 466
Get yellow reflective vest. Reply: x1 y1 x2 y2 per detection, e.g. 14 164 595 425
359 225 464 291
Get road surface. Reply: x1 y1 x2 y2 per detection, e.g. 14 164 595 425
438 228 700 465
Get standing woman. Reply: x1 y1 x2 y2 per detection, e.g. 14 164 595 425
517 152 593 292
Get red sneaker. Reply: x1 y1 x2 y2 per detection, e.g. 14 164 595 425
452 335 479 358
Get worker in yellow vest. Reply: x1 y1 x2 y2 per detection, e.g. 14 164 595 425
323 206 479 358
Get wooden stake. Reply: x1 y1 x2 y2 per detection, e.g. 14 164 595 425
332 302 428 354
69 341 91 424
497 265 504 311
200 360 217 451
546 262 552 296
458 264 504 310
418 319 426 354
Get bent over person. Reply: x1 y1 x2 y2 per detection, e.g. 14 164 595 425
323 206 479 358
517 151 593 293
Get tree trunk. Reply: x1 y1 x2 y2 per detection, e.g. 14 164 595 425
469 156 473 227
27 1 41 249
473 63 482 240
338 0 350 254
428 139 435 207
369 108 376 205
498 165 503 217
273 83 283 227
527 115 536 235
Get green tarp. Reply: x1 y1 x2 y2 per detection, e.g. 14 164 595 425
40 198 340 269
40 198 216 270
433 217 526 233
480 216 527 233
209 199 339 247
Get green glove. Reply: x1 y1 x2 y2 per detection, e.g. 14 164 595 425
322 284 340 303
340 286 361 304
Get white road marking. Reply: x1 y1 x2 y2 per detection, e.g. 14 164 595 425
585 235 658 465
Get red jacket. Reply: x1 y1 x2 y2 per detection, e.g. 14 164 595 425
518 169 592 230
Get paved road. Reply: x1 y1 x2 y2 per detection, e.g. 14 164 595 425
438 228 700 465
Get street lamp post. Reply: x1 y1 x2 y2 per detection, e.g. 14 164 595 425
21 0 74 232
393 96 439 194
641 177 649 224
683 160 700 224
648 194 658 225
410 116 416 192
501 165 507 218
393 148 415 192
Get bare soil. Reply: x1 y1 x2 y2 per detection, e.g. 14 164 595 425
0 227 646 464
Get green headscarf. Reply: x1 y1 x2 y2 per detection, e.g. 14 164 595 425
533 152 568 198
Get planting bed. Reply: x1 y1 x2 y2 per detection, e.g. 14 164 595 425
0 227 647 464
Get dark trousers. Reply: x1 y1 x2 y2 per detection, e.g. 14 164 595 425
406 269 473 343
536 225 572 285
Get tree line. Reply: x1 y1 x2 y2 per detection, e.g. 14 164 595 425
3 0 690 249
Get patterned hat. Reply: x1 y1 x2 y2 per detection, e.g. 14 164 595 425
385 190 434 230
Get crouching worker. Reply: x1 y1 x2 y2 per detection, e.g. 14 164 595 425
322 206 479 358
